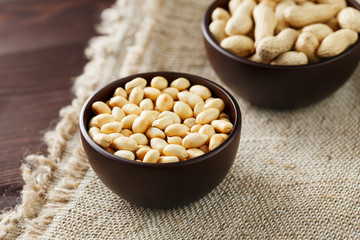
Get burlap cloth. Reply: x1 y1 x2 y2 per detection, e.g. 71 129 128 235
1 0 359 239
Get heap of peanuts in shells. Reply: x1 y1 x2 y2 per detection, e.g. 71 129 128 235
88 76 234 163
209 0 360 65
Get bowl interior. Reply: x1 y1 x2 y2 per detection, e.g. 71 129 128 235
79 71 242 168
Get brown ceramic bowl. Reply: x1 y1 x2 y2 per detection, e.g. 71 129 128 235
79 72 241 208
202 0 360 109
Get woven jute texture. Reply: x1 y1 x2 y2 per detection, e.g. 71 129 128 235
1 0 360 239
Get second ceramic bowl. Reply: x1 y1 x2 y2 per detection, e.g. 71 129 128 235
202 0 360 109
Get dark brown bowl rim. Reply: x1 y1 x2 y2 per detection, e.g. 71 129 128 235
201 0 360 70
79 71 242 169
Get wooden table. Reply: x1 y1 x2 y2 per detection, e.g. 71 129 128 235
0 0 114 210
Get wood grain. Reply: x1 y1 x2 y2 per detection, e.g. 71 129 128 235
0 0 115 210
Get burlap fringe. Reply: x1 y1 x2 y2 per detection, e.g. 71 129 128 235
0 0 162 238
0 2 120 239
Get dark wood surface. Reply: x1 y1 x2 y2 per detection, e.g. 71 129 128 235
0 0 115 211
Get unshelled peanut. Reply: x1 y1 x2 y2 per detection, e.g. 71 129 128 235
317 29 358 58
270 51 308 65
208 0 360 66
338 7 360 33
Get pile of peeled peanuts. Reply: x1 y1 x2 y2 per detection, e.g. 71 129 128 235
209 0 360 65
88 76 234 163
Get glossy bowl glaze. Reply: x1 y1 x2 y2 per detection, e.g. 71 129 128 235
202 0 360 109
79 72 242 208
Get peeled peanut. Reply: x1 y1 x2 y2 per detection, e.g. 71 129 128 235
163 144 188 161
143 150 160 163
225 0 256 36
220 133 229 140
158 156 180 163
199 144 209 153
144 87 161 101
150 138 168 155
170 78 190 90
145 127 166 139
93 133 111 149
122 103 142 115
125 77 147 93
187 148 205 159
205 97 214 104
88 117 96 128
101 121 124 134
317 29 358 58
121 114 138 129
132 116 150 133
109 96 128 108
177 92 205 109
164 124 190 137
196 108 220 124
92 101 111 114
140 110 160 125
136 147 151 160
93 113 115 128
151 76 168 90
211 7 231 21
114 87 127 98
130 133 149 145
114 150 135 160
182 133 208 148
88 127 100 139
338 7 360 33
219 118 231 122
204 98 225 112
191 124 202 133
211 119 234 133
209 134 227 151
158 111 181 124
106 147 116 154
152 116 173 130
112 137 138 151
128 87 144 105
156 93 174 112
302 23 333 41
173 101 193 120
220 35 255 57
219 112 230 120
112 107 126 121
194 102 205 117
108 133 123 142
167 136 183 145
162 87 179 100
120 129 133 137
210 20 227 43
199 124 216 142
139 98 154 110
189 85 212 100
183 118 197 128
